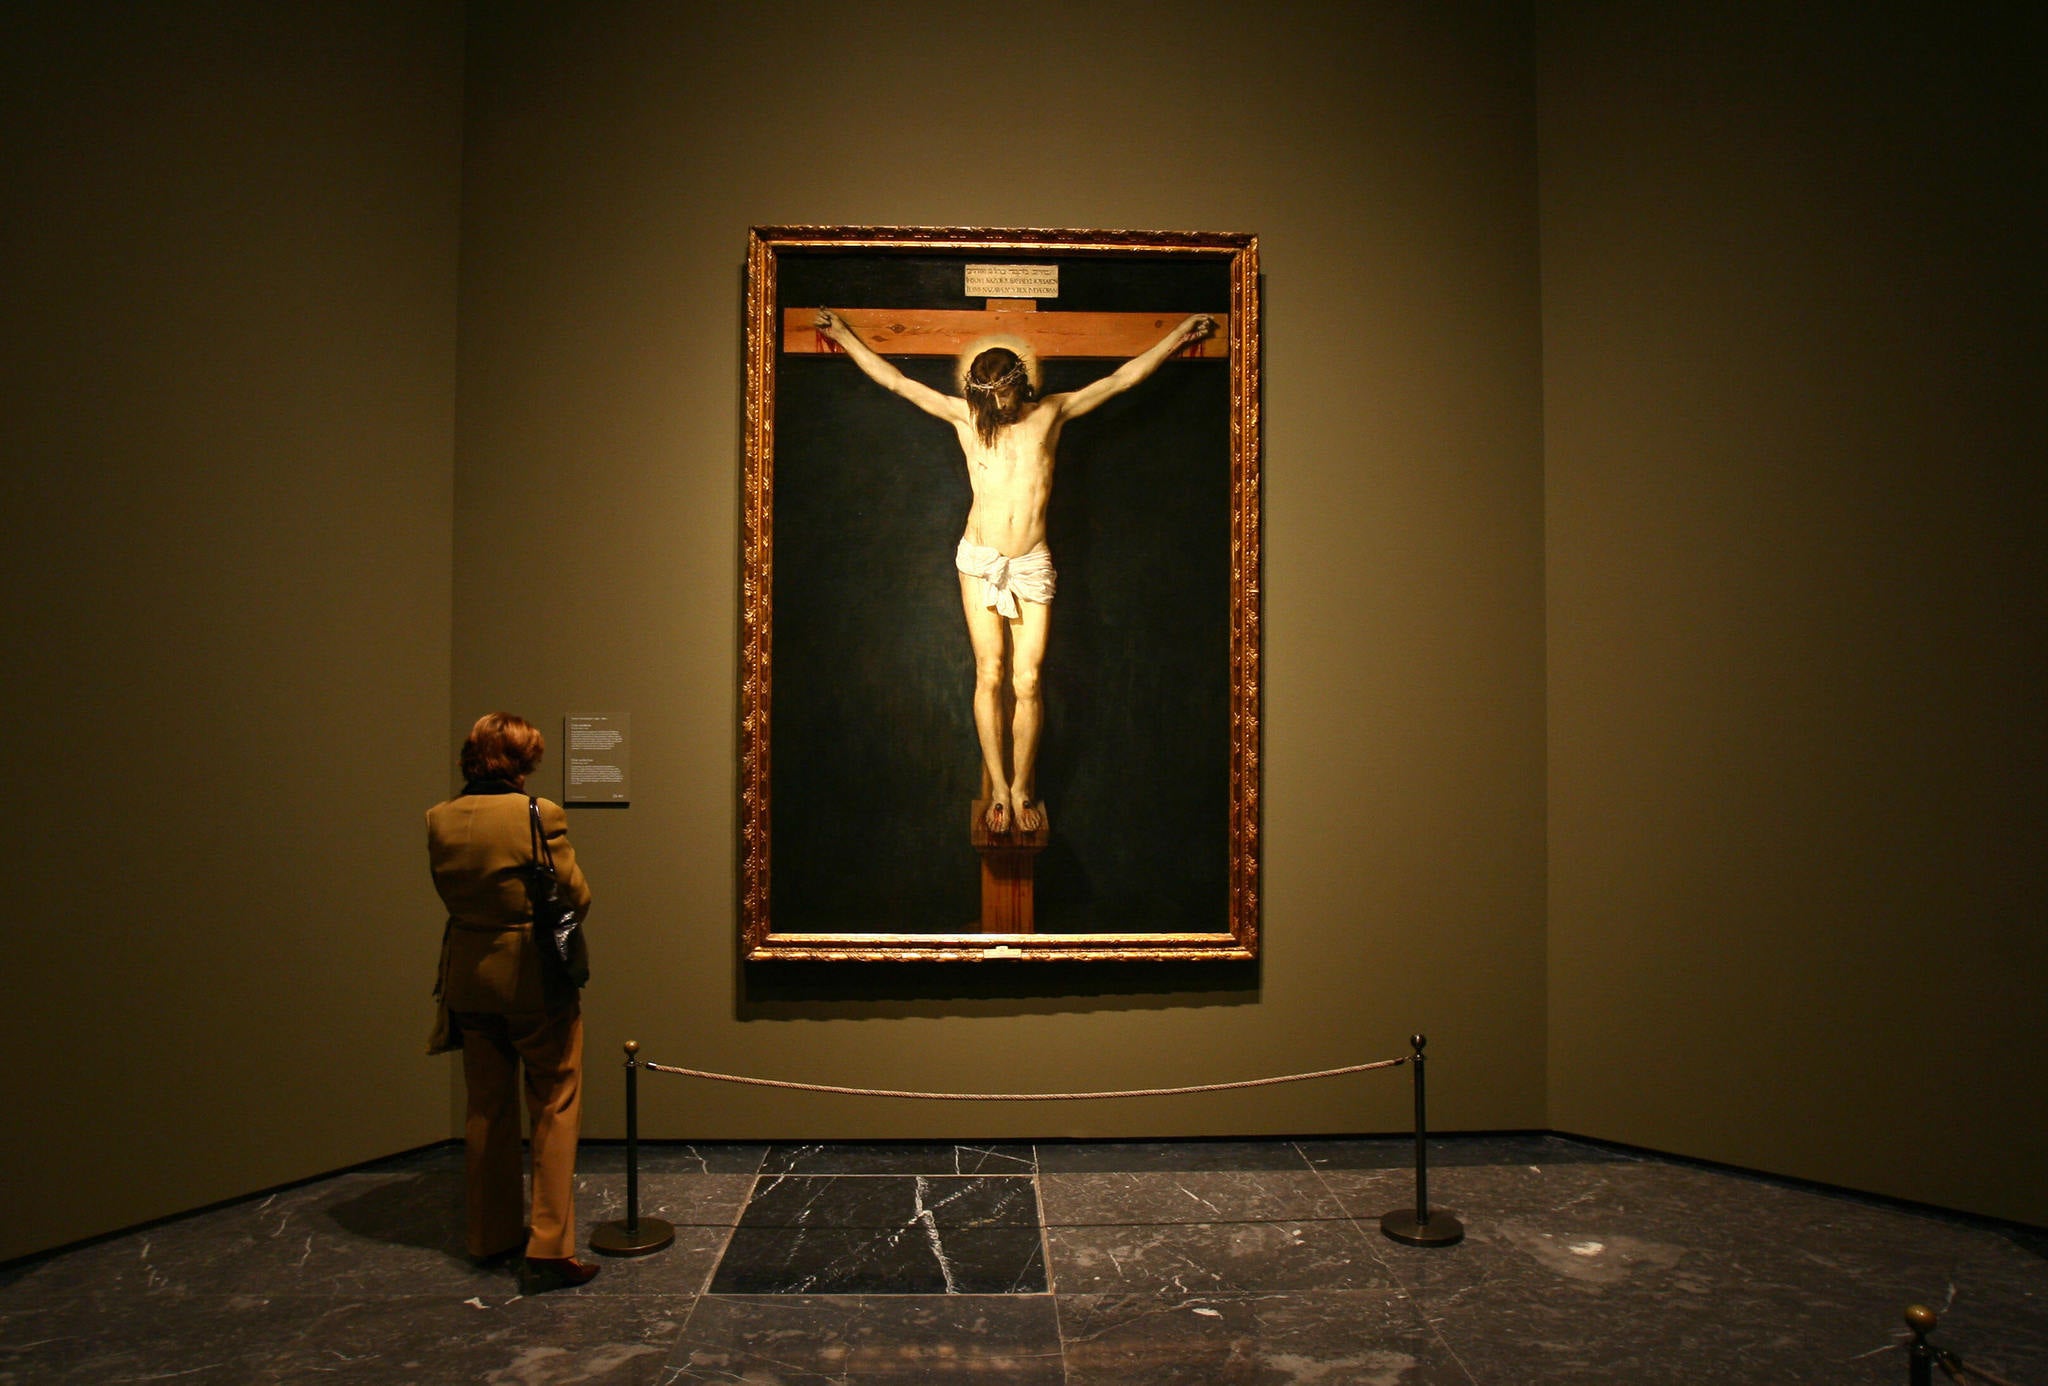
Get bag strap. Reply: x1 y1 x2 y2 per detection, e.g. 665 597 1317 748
527 795 557 878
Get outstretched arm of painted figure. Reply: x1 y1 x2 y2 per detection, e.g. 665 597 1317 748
1053 314 1215 421
814 309 965 423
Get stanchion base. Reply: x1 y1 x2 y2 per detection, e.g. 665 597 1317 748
1380 1208 1464 1247
591 1218 675 1257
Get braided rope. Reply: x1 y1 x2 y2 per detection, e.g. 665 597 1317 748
641 1055 1405 1102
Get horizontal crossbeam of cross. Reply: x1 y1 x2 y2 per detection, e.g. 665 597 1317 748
782 306 1230 360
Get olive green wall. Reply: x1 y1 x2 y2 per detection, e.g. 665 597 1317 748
15 0 2034 1271
450 0 1549 1146
1 3 465 1264
1540 5 2048 1226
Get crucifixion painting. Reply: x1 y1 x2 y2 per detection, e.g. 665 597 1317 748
743 227 1260 958
811 305 1216 840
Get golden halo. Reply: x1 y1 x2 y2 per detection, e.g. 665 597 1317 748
954 334 1042 395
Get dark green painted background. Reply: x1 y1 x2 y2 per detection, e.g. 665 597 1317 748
769 252 1235 932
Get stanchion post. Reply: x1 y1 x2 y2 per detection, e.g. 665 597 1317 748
1904 1305 1936 1386
1380 1035 1464 1247
625 1040 643 1235
1412 1034 1429 1222
591 1040 676 1257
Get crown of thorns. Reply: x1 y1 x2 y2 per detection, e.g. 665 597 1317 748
963 361 1028 395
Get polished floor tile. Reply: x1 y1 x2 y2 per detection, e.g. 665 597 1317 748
1328 1159 2048 1385
670 1293 1065 1383
743 1173 1038 1229
2 1136 2042 1384
759 1142 1037 1176
577 1141 770 1175
1057 1290 1470 1385
260 1294 689 1385
1046 1216 1402 1296
577 1169 758 1229
1036 1138 1311 1173
711 1175 1047 1295
1298 1132 1629 1170
1039 1169 1350 1226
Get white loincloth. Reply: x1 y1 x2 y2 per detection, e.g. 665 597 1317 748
955 539 1055 619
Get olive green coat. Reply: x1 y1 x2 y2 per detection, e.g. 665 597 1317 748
427 785 592 1016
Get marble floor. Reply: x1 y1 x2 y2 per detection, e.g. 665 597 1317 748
2 1135 2042 1384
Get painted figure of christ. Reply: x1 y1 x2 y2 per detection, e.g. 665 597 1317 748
814 307 1215 836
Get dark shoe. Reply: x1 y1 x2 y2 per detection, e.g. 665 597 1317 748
519 1255 601 1294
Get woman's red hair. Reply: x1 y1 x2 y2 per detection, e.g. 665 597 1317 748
460 712 545 783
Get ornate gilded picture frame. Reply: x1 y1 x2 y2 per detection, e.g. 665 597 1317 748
741 225 1260 962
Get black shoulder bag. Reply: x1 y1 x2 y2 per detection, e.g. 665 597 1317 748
526 796 590 1001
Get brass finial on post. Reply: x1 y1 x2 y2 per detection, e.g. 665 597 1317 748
1904 1305 1937 1386
1380 1034 1464 1247
591 1039 675 1257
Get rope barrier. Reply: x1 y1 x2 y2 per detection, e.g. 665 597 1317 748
642 1055 1405 1102
591 1036 1463 1260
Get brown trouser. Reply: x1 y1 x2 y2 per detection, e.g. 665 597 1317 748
455 1006 583 1259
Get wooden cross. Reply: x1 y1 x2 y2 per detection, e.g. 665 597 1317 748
782 292 1227 934
783 299 1230 360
